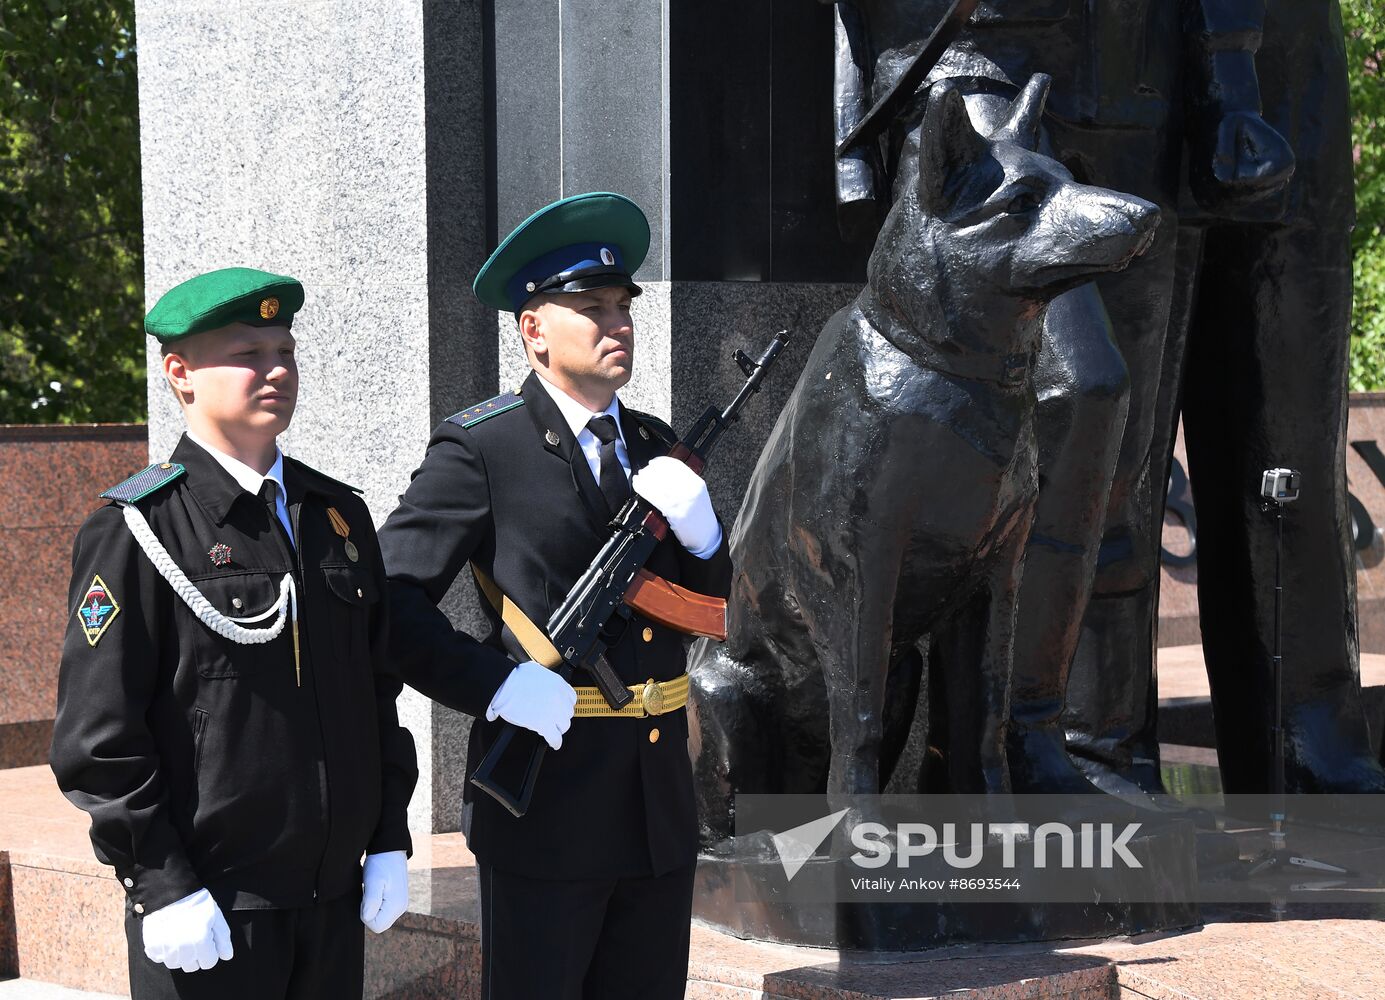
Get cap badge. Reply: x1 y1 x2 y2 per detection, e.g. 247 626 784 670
600 247 615 266
259 297 280 320
208 542 232 567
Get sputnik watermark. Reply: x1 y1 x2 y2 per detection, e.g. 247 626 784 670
850 821 1143 870
770 809 848 881
729 793 1385 904
770 813 1141 882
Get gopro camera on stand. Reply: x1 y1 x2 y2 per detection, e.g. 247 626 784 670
1260 468 1301 503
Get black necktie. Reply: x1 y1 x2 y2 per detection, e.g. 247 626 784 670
259 480 292 547
586 415 631 513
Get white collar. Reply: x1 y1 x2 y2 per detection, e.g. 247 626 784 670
534 372 623 442
186 430 288 500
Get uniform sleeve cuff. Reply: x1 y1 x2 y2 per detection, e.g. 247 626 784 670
367 826 414 859
689 523 724 560
117 857 204 917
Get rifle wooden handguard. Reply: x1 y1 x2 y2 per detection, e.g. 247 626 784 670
623 569 727 641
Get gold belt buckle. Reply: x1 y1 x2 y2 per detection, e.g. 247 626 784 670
640 678 666 717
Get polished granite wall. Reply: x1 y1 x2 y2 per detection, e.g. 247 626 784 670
131 0 864 838
129 0 1385 841
0 425 147 769
134 0 495 839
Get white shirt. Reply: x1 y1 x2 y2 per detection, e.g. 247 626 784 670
532 373 722 559
186 431 295 545
534 373 631 486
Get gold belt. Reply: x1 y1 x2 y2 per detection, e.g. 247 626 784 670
573 674 689 718
468 564 688 719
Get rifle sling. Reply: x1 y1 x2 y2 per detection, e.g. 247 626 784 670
470 564 563 669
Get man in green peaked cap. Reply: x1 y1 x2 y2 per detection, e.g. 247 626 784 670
381 193 732 999
52 266 418 999
471 191 650 315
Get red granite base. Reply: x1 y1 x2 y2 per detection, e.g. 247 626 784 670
0 425 148 750
0 722 54 771
5 850 127 995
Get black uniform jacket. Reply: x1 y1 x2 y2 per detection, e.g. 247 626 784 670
50 435 417 915
379 372 732 880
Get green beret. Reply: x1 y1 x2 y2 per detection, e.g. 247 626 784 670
474 192 650 313
145 267 305 343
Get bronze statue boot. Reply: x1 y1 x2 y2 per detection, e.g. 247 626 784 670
1006 506 1126 796
1269 700 1385 794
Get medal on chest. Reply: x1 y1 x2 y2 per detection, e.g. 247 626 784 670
326 506 358 562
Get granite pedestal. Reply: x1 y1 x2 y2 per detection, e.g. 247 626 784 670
4 762 1385 999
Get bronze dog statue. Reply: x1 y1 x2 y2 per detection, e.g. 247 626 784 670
688 76 1160 845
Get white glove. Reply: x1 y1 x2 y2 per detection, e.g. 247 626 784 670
141 888 234 973
485 659 577 750
632 456 723 557
360 850 409 934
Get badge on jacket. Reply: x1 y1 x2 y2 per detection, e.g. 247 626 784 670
327 506 359 562
77 575 121 647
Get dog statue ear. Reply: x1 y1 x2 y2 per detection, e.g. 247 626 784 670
991 73 1052 152
917 83 991 216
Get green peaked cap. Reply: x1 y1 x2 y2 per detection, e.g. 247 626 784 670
145 267 305 343
473 192 650 313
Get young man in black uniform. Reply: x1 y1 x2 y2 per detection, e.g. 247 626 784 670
50 267 418 999
380 192 732 999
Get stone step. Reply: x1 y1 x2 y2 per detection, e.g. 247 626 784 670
0 979 123 1000
1155 646 1385 756
1 836 1124 1000
0 836 1186 1000
5 767 1385 998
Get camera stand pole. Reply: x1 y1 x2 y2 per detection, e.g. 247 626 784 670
1239 499 1351 912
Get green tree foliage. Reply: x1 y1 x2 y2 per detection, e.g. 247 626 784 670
0 1 143 423
1345 0 1385 390
0 2 1379 407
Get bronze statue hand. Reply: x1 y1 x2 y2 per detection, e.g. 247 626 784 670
1191 109 1296 220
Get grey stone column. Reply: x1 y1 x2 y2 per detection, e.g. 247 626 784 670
489 2 860 493
136 0 494 838
138 0 864 839
492 0 675 421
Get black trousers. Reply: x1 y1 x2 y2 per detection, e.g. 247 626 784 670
478 861 695 1000
125 893 364 1000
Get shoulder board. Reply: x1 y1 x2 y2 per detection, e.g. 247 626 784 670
447 392 525 430
627 408 677 447
284 457 363 495
100 462 186 504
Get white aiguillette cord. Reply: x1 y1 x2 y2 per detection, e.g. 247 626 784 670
121 504 302 685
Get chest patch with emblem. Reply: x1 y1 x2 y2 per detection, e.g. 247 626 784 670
77 575 121 647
